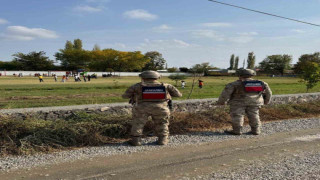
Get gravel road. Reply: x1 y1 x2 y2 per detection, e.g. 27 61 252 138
1 117 319 175
193 151 320 180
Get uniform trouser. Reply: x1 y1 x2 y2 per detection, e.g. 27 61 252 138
230 105 261 129
130 103 170 137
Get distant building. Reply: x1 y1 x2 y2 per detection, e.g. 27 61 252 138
207 69 236 76
157 69 168 72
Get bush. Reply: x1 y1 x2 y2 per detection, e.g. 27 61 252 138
168 74 187 86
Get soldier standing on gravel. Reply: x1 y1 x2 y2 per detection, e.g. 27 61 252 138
216 69 272 135
122 71 182 146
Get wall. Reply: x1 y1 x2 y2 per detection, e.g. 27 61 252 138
0 71 191 77
1 93 320 121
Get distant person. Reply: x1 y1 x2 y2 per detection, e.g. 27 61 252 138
198 80 203 89
74 74 78 82
62 75 66 83
216 69 272 135
77 74 81 82
83 75 87 82
39 75 44 82
87 74 91 81
181 81 186 89
53 74 57 82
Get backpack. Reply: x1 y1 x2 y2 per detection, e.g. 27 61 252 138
243 80 265 93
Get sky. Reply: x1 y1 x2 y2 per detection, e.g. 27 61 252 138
0 0 320 68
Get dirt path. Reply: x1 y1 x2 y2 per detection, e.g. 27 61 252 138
1 127 320 180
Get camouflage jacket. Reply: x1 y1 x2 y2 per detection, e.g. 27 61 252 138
122 80 182 105
217 78 272 106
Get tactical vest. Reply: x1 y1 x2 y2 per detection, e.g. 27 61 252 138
139 83 168 102
233 80 265 98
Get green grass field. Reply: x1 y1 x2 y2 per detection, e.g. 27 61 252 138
1 76 319 109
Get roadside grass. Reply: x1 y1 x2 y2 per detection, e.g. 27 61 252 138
1 101 320 156
1 76 319 109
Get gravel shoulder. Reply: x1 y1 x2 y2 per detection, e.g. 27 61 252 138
0 117 320 180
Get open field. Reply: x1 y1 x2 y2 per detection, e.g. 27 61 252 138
1 76 320 109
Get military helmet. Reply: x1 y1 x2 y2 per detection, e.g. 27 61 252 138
139 70 161 79
237 69 256 76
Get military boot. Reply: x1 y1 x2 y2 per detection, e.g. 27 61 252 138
250 127 261 135
129 136 141 146
224 126 242 135
157 136 169 145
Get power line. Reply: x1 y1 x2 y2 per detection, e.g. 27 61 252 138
208 0 320 27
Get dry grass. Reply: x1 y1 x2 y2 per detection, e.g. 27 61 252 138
1 101 320 156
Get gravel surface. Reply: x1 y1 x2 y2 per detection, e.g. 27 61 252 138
0 117 320 172
194 151 320 180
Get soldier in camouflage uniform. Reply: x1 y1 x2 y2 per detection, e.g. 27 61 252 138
217 69 272 135
122 71 182 146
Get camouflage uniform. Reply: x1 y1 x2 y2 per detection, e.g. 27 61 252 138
122 71 182 145
217 69 272 135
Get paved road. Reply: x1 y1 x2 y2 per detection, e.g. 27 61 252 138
1 125 319 180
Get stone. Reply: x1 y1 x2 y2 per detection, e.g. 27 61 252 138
100 107 110 112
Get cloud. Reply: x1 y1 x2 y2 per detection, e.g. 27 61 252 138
138 39 191 50
192 30 225 41
73 5 103 13
229 36 254 43
123 9 158 21
2 26 58 41
237 32 258 36
201 22 233 27
172 39 191 47
192 29 256 43
153 24 172 32
0 18 8 25
291 29 305 33
86 0 110 3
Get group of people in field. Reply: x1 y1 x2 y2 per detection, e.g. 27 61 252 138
39 73 93 83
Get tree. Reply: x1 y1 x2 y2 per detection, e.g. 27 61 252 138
65 40 73 50
89 49 149 72
247 52 255 69
242 59 245 68
299 62 320 92
12 51 54 70
143 51 166 70
294 52 320 74
229 54 235 70
167 67 178 72
93 44 101 51
234 56 239 70
187 63 211 99
179 67 189 72
168 74 187 86
55 39 91 70
259 54 292 75
0 61 20 70
73 39 83 50
55 48 91 70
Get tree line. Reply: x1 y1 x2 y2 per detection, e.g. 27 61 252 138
0 38 319 82
0 39 166 72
